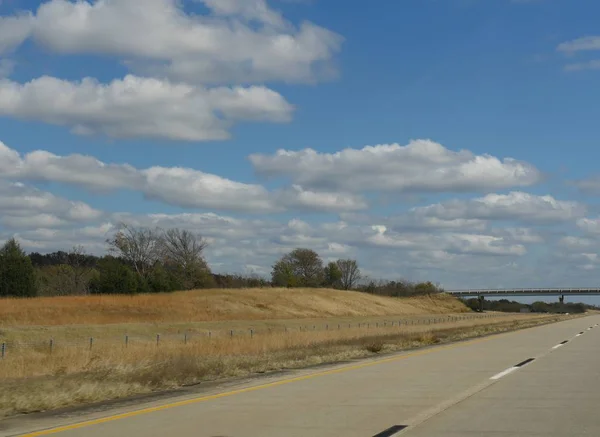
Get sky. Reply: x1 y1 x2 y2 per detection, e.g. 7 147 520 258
2 0 600 295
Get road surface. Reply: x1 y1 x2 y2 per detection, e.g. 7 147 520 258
3 315 599 437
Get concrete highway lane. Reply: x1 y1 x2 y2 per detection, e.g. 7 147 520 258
4 315 599 437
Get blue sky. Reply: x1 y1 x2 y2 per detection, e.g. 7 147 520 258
2 0 600 299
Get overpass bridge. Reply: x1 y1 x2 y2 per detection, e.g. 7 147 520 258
446 288 600 310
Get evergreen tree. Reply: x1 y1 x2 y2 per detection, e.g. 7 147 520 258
0 238 37 297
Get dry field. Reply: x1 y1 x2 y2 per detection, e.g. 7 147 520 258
0 288 469 326
0 313 577 417
0 289 581 418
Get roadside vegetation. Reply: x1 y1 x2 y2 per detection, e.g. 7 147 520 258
0 312 575 417
0 224 442 298
461 297 599 314
0 225 588 417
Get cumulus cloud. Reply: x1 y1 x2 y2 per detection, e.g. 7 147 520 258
573 176 600 194
557 36 600 53
0 14 33 54
0 75 293 141
0 141 366 213
0 181 103 229
558 236 595 250
411 192 585 224
250 140 541 193
0 59 15 77
577 217 600 234
490 227 544 244
1 0 342 84
274 185 367 212
564 60 600 72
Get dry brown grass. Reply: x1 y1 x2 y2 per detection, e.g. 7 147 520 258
0 289 469 326
0 313 577 417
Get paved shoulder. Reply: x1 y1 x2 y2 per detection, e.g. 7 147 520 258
401 317 600 437
5 316 598 437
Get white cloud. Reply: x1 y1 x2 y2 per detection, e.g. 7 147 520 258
2 200 584 288
250 140 541 193
0 59 15 77
573 176 600 194
0 75 293 141
0 141 365 213
558 236 595 250
577 217 600 234
201 0 286 28
0 181 103 229
0 14 33 54
3 0 342 85
557 36 600 53
490 227 544 244
564 60 600 72
412 192 585 224
274 185 367 212
322 223 527 257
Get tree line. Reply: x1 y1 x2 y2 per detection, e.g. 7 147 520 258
461 298 596 314
0 224 443 298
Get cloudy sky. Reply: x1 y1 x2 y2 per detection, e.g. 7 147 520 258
1 0 600 291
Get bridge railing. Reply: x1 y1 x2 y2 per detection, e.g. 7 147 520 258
446 288 600 295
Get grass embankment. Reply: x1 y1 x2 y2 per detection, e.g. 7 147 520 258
0 289 577 417
0 288 469 326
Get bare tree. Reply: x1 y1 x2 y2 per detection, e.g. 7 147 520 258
160 228 208 270
106 224 163 278
159 228 212 290
67 245 94 294
336 259 361 290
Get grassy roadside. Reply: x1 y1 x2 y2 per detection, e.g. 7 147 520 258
0 289 468 326
0 313 579 418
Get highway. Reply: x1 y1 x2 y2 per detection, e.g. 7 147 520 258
4 315 600 437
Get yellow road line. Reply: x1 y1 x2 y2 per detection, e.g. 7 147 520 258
17 323 545 437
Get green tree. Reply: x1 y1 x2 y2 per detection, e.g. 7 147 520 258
271 260 299 287
271 248 324 287
0 238 37 297
323 261 342 288
89 256 139 295
414 281 439 296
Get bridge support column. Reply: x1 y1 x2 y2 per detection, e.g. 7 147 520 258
478 295 485 312
559 295 564 304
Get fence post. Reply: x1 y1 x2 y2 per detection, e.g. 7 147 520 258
89 337 93 351
125 335 129 348
184 332 188 344
156 334 160 346
326 324 328 330
250 329 253 338
209 330 212 339
1 342 5 359
50 338 54 354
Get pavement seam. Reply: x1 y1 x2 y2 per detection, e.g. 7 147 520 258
8 315 592 437
394 319 597 436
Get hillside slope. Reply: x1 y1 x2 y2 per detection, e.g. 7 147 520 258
1 288 470 326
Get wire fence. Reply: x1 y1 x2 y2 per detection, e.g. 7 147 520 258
0 312 527 359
